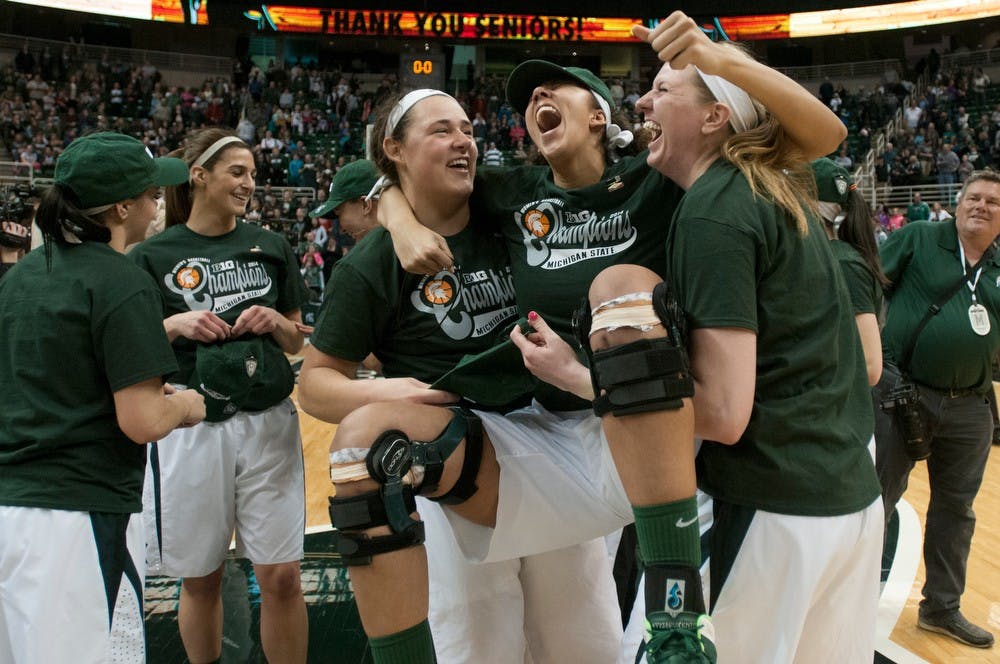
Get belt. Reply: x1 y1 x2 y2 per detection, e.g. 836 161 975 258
914 381 980 399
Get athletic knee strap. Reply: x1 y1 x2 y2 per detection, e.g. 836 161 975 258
427 410 483 505
328 486 425 565
573 282 693 417
590 338 693 416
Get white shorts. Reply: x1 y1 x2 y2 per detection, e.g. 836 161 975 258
421 499 623 664
441 402 632 564
144 398 305 578
0 507 145 664
711 497 883 664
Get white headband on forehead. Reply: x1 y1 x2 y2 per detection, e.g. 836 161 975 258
385 89 453 140
694 68 762 134
192 136 246 169
589 91 634 150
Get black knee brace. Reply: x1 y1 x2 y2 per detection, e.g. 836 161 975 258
328 408 483 565
573 281 693 417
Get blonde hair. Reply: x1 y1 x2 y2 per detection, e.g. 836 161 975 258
692 45 818 235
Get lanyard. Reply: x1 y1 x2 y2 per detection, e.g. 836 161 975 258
958 241 984 303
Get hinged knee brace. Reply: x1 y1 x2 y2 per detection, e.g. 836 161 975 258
328 408 483 564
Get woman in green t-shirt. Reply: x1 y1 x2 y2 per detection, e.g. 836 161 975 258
130 128 310 664
0 132 205 663
812 157 888 386
575 20 884 663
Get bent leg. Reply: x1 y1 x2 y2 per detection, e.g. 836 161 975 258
329 402 500 661
587 265 698 508
586 265 709 659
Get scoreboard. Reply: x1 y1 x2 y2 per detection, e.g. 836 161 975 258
399 52 447 91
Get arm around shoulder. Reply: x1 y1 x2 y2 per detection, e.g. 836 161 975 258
377 186 453 274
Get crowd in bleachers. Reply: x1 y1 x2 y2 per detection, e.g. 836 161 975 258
7 36 999 262
819 64 997 182
1 41 656 301
812 59 1000 235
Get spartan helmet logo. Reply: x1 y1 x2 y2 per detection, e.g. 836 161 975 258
835 177 848 197
411 270 472 340
422 278 454 305
166 259 209 294
523 208 552 238
165 258 214 311
245 355 258 378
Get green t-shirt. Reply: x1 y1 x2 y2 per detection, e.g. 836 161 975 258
667 161 880 516
879 219 1000 393
0 243 178 513
310 223 519 390
830 239 883 316
474 153 683 410
905 201 930 223
129 221 309 409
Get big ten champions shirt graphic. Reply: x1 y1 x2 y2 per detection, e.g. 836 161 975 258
165 255 273 313
411 263 517 341
515 197 637 269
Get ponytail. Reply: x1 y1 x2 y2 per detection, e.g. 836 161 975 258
35 184 113 269
838 188 889 288
164 147 193 227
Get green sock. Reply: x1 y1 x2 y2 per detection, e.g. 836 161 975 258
632 496 701 568
369 619 436 664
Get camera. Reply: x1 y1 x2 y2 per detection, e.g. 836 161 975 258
880 381 930 460
0 185 37 250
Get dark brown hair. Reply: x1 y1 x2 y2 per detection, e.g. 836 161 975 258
838 188 889 288
165 128 252 227
370 91 412 184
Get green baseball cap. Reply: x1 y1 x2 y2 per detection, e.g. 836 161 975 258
811 158 852 205
190 337 264 422
55 132 189 208
310 159 380 218
506 60 614 116
429 319 537 408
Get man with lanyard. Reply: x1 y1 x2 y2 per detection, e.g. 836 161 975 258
874 170 1000 649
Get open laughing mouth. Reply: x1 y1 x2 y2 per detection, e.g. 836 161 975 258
535 104 562 134
643 120 662 141
447 157 470 172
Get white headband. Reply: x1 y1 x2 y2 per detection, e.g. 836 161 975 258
590 91 633 150
694 68 762 134
192 136 246 170
385 89 452 140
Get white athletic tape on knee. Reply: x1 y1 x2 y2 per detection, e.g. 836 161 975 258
328 447 424 486
329 448 370 483
590 291 662 335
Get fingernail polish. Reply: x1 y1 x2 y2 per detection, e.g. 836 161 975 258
528 311 538 321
